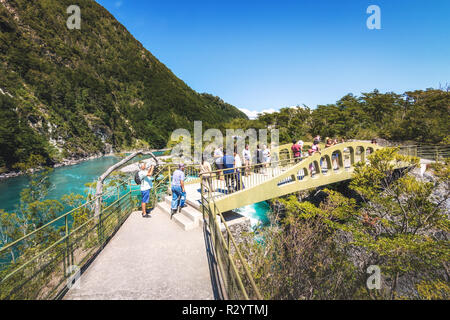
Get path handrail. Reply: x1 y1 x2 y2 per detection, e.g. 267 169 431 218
200 178 263 300
398 144 450 161
0 180 136 300
0 179 130 255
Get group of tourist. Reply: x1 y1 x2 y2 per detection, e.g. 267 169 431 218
207 144 273 194
290 135 349 176
135 143 271 217
212 144 272 176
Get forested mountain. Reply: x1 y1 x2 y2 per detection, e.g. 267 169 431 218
0 0 247 171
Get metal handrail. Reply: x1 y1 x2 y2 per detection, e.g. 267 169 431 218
0 179 130 255
0 190 131 284
200 174 263 300
0 179 136 299
398 144 450 161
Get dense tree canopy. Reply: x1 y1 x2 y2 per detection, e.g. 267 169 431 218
226 89 450 145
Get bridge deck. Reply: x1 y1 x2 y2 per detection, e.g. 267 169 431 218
184 167 293 207
64 208 217 300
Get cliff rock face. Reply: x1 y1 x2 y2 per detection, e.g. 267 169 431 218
0 0 247 170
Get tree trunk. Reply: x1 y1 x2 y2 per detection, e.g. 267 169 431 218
390 272 399 300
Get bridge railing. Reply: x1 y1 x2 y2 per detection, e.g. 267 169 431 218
202 157 294 200
0 180 137 300
398 144 450 161
200 185 263 300
197 142 372 201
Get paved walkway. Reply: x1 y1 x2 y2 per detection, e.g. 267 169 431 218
65 208 219 300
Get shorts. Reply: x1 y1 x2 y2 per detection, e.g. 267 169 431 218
215 163 224 170
141 189 150 204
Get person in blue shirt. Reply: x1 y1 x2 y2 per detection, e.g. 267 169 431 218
171 163 186 217
222 149 235 194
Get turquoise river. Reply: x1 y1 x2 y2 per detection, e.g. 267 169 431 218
0 155 270 227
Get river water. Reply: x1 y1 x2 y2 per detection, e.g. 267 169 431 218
0 156 122 213
0 155 271 225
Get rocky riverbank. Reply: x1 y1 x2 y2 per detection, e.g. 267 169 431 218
0 148 170 180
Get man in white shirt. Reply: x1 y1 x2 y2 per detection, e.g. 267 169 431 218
138 162 154 217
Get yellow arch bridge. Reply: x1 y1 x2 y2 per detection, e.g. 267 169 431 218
183 141 382 213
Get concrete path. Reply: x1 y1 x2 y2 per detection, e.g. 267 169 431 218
64 207 219 300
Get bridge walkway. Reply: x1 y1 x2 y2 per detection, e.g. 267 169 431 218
64 208 221 300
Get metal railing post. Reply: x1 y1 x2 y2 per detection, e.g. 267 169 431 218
64 215 69 276
117 185 121 224
97 199 103 245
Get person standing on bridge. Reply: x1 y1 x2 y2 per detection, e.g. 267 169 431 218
243 144 252 176
138 162 154 217
171 164 186 217
297 140 304 158
213 146 224 181
312 139 321 154
263 145 271 175
291 139 302 163
222 149 235 194
254 144 264 173
234 148 244 191
200 155 213 195
314 135 321 145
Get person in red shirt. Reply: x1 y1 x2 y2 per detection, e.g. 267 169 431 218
291 139 302 163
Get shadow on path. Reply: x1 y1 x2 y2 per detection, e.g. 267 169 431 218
202 220 225 300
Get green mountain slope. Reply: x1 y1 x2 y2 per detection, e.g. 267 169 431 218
0 0 247 171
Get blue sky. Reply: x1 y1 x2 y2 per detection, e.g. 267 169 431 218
96 0 450 117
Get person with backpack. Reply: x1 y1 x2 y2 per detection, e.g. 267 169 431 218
136 162 154 217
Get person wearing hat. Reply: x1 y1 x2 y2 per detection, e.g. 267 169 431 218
171 163 187 217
